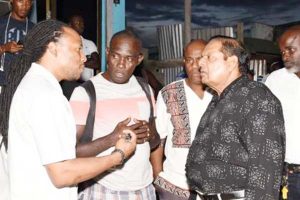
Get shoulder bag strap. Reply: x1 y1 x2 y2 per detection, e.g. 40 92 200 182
79 80 96 143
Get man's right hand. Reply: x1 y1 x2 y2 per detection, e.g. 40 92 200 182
110 118 144 145
115 130 137 159
3 41 23 53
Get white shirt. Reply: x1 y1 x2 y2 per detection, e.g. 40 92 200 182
80 36 98 81
155 79 212 189
265 68 300 164
8 63 77 200
70 74 153 191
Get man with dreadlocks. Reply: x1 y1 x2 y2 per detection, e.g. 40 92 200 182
0 1 34 199
0 19 137 200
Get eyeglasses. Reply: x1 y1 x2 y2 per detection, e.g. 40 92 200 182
184 57 202 65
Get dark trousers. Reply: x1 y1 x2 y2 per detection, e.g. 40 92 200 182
287 172 300 200
197 190 245 200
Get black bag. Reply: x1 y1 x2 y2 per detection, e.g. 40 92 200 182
77 80 97 193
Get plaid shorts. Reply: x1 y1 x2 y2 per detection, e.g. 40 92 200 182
78 182 156 200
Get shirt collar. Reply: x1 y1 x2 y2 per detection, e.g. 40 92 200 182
217 75 248 100
31 62 63 94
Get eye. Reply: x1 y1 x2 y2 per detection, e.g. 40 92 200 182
184 58 190 64
208 54 218 62
111 53 119 59
126 56 134 62
289 47 296 54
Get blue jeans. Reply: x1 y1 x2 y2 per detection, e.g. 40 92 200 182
288 172 300 200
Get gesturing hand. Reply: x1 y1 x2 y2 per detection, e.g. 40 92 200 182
133 119 152 144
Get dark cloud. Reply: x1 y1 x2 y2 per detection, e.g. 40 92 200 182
126 1 300 47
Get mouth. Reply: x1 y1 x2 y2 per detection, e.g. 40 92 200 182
115 71 125 78
19 10 28 16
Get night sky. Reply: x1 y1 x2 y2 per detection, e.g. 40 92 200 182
126 0 300 47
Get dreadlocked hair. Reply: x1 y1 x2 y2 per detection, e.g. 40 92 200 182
0 19 68 151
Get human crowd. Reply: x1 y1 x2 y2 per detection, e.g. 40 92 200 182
0 1 299 200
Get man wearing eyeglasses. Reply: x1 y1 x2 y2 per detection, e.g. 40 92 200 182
186 36 285 200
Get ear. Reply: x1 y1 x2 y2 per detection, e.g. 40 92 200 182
227 55 239 72
105 47 110 58
137 53 144 65
47 41 57 57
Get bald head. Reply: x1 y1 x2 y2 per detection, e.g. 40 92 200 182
279 25 300 41
184 39 206 57
279 25 300 74
184 39 207 86
109 30 142 51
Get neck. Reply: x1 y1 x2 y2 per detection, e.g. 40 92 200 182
212 73 242 96
38 59 62 82
185 79 205 98
10 12 27 22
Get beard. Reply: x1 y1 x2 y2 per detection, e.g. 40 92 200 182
286 65 300 73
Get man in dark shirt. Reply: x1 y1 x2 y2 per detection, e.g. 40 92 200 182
0 0 34 87
0 1 33 199
186 36 285 200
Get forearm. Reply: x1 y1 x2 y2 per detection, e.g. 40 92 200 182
76 133 117 157
150 144 164 179
149 130 160 150
46 153 122 188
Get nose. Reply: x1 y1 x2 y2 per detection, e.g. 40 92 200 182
282 51 289 62
81 51 87 63
198 57 206 69
117 57 126 68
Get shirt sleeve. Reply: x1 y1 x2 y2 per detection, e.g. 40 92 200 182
69 86 90 125
155 91 171 139
244 89 285 199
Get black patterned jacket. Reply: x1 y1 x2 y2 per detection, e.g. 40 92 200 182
186 75 285 200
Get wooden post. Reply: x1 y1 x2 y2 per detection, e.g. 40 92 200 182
46 0 50 19
184 0 192 46
50 0 56 19
237 22 244 43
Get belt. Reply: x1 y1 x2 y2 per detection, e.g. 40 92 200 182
285 162 300 174
197 190 245 200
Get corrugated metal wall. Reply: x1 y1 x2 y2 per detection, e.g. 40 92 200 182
192 26 235 41
157 24 183 60
157 25 236 61
157 66 184 85
249 59 267 81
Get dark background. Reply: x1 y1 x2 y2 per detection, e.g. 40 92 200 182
37 0 98 44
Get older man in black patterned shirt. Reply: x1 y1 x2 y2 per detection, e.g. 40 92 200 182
186 36 285 200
